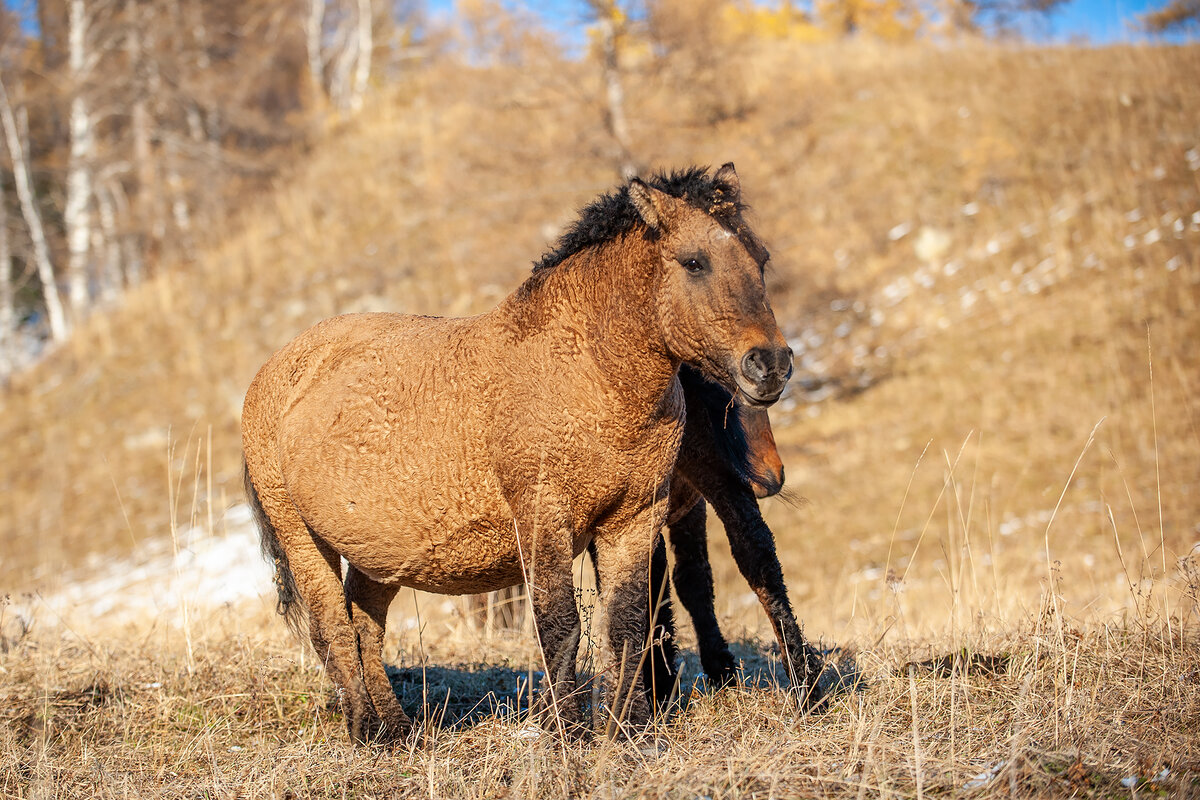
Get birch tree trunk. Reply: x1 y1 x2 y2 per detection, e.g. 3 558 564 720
64 0 96 319
350 0 372 112
94 180 122 303
0 77 68 342
0 169 13 380
328 14 357 110
307 0 327 100
588 0 637 179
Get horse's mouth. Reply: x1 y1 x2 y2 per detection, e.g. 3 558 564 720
736 386 783 408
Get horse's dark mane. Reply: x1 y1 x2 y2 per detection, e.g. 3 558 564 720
533 166 750 273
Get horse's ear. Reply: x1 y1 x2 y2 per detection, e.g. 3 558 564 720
714 162 741 199
629 179 676 232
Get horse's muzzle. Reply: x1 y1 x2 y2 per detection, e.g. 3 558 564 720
736 346 793 406
751 464 784 498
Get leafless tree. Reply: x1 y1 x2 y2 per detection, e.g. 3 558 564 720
0 76 67 342
585 0 638 179
0 168 12 380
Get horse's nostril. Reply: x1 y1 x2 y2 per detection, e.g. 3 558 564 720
741 347 792 386
741 349 770 382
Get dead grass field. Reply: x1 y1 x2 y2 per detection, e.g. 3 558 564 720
1 39 1199 798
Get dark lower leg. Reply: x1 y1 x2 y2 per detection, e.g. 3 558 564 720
713 492 826 708
668 501 737 685
592 542 652 736
528 562 585 737
645 533 679 711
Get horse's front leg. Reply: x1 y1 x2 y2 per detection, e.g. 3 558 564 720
591 495 668 738
512 506 585 738
707 487 827 710
588 534 679 715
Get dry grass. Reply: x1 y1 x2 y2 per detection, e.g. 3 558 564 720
1 38 1199 798
1 599 1196 798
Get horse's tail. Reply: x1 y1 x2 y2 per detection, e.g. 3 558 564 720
244 460 305 636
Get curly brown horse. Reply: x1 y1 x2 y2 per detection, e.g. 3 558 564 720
242 164 793 743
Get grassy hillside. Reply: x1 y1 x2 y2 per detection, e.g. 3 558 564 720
1 40 1198 798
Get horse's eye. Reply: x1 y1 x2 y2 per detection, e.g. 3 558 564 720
679 254 709 275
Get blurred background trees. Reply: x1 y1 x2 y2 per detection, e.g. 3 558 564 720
0 0 426 377
0 0 1188 380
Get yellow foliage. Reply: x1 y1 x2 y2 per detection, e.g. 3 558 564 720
817 0 926 39
722 2 832 42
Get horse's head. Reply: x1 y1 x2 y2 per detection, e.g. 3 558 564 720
630 164 791 407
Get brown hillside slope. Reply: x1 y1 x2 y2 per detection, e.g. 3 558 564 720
0 42 1197 636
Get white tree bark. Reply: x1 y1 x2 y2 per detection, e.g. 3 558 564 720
328 12 357 111
0 77 68 342
307 0 327 99
0 168 13 379
64 0 97 319
94 180 122 303
350 0 373 112
588 1 637 179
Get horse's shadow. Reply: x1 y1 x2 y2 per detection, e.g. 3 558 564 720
384 642 864 731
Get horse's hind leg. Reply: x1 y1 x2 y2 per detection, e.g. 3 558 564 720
667 499 738 686
344 567 411 740
258 495 377 742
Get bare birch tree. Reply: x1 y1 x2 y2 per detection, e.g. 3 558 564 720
0 168 12 380
584 0 638 179
351 0 373 111
0 76 67 342
307 0 328 100
64 0 99 320
327 0 374 111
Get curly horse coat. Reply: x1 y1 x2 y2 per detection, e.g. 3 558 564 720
242 165 792 742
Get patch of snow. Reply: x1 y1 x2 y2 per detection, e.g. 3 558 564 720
11 504 272 630
963 761 1005 790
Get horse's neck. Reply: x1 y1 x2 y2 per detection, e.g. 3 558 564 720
503 243 679 414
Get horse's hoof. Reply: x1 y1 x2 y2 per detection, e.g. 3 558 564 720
350 712 413 747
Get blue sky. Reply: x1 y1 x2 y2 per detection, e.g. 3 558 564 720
427 0 1182 45
1020 0 1163 42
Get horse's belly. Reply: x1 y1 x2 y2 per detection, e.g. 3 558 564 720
294 476 524 592
280 416 522 592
